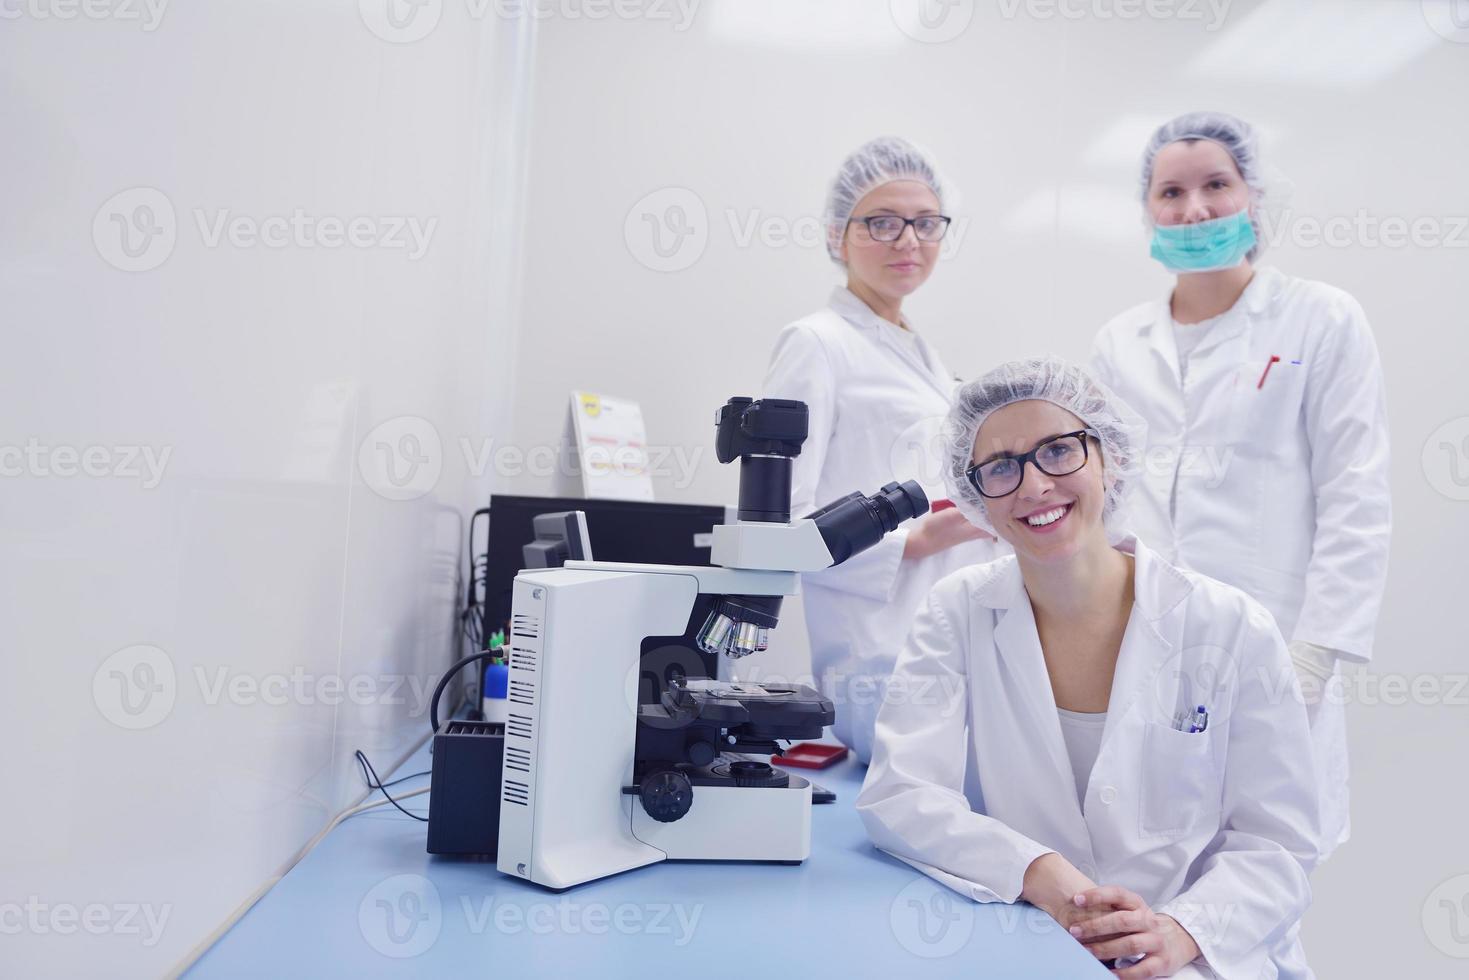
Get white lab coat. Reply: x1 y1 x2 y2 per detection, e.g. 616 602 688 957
762 286 995 763
857 539 1322 980
1091 266 1391 855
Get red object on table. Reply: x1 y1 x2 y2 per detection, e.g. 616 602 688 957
930 498 955 513
773 743 848 769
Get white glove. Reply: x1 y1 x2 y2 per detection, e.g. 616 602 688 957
1288 640 1338 725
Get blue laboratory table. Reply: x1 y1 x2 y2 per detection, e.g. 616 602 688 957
189 741 1108 978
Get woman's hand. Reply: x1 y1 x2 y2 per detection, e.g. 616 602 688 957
1022 854 1137 958
1020 853 1113 934
902 506 993 560
1068 885 1202 978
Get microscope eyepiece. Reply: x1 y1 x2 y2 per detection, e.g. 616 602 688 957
805 480 930 566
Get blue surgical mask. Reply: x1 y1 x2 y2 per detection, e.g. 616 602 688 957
1149 208 1256 273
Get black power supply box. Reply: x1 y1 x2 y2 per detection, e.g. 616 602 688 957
426 720 505 857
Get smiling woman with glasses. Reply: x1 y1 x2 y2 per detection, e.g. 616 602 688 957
857 357 1324 980
760 136 994 765
966 429 1099 498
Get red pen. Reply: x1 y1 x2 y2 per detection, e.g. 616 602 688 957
1256 355 1281 390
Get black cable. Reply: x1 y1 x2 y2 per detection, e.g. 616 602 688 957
473 556 488 608
458 603 485 652
354 750 428 821
429 649 502 734
470 553 488 647
466 507 491 612
379 768 431 788
459 508 492 668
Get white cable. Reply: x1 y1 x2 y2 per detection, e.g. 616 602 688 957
162 761 432 979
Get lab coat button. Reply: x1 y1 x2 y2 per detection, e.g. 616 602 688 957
1099 785 1118 805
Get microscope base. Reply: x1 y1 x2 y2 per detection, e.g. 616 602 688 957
629 775 813 862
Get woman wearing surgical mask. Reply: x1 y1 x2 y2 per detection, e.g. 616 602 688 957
762 137 994 764
1091 111 1391 862
857 358 1321 980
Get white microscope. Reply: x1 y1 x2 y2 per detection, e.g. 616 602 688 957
495 396 928 890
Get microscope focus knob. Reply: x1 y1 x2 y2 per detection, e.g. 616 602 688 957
685 740 717 767
639 769 694 823
730 760 784 787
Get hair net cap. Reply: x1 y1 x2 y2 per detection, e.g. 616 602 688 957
1140 110 1267 262
823 136 947 265
941 356 1148 539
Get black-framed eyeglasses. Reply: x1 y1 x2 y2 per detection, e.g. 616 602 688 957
848 214 952 243
965 429 1099 499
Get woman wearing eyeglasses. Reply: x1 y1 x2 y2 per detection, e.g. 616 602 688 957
857 357 1321 980
762 136 993 764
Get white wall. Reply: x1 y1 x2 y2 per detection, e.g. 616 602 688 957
6 2 1466 976
1 3 532 976
504 1 1469 976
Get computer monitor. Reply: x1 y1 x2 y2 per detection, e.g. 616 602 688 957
520 511 593 569
480 494 731 646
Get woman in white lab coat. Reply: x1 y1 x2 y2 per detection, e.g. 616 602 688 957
763 137 993 764
1091 111 1391 859
857 357 1321 980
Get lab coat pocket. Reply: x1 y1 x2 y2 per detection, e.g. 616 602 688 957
1138 722 1221 839
1230 358 1305 449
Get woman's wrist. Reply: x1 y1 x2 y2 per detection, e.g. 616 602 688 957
901 523 928 561
1157 914 1202 965
1021 852 1089 918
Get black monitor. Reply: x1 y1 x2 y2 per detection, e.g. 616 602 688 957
521 511 593 569
479 494 730 645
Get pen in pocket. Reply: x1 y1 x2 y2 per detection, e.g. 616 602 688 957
1256 355 1281 389
1173 704 1209 732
